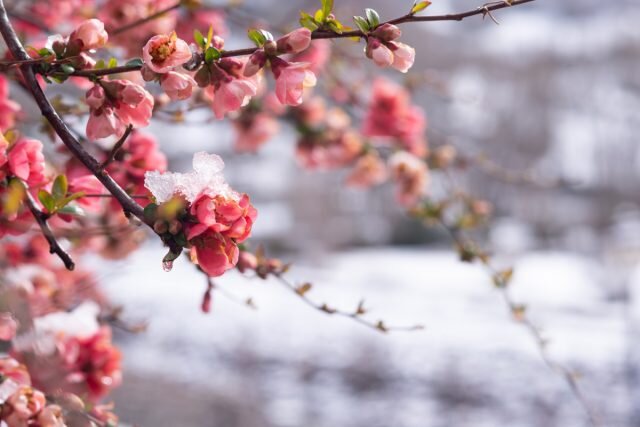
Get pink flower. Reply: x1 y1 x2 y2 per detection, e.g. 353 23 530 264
209 78 258 119
0 357 31 386
365 28 415 73
271 59 317 106
388 151 429 206
367 38 394 68
3 386 46 426
160 71 196 101
69 175 105 213
0 133 8 170
175 8 229 41
0 312 18 341
191 231 239 277
277 28 312 54
8 138 46 186
37 405 66 427
69 19 108 51
142 32 192 74
233 113 279 153
0 75 20 132
362 78 427 156
187 193 257 243
346 153 389 188
292 40 331 74
389 41 415 73
86 80 154 140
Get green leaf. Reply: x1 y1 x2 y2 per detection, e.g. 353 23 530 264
38 190 55 213
51 174 68 200
125 58 144 67
59 64 75 75
353 15 370 33
108 57 118 68
206 24 214 49
37 47 54 57
326 19 344 34
299 11 319 30
57 204 85 217
321 0 333 19
58 192 85 209
247 29 273 47
365 8 380 27
193 29 205 49
94 59 106 69
411 0 432 14
143 203 158 223
314 8 325 23
204 46 220 63
163 249 182 263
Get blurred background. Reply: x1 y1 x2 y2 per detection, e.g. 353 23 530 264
92 0 640 425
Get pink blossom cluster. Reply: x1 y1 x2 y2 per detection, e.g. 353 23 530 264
365 24 415 73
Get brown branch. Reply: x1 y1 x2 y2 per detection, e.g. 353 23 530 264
20 181 75 270
67 0 535 78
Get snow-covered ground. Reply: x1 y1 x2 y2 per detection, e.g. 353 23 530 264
101 243 632 427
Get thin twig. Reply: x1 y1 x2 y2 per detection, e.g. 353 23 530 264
273 273 424 333
20 181 75 270
438 222 601 427
99 124 133 172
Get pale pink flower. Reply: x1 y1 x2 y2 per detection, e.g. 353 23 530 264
292 40 331 74
209 78 258 119
368 38 394 68
8 138 46 186
3 386 46 426
233 113 279 153
346 153 389 188
86 80 154 139
0 75 20 132
271 59 317 106
0 133 8 170
142 32 192 74
389 41 416 73
388 151 429 206
0 312 17 341
69 19 108 50
277 28 312 54
37 405 66 427
160 71 196 101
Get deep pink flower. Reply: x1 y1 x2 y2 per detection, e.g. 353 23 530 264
8 138 46 186
187 193 257 243
0 75 20 132
362 78 427 156
271 59 317 106
142 32 192 74
160 71 196 100
277 28 312 54
69 19 108 51
191 231 239 277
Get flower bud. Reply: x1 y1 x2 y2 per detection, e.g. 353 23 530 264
263 40 278 56
69 19 108 51
372 23 402 42
276 28 312 54
243 50 266 77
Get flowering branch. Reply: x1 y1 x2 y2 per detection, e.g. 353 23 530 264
0 0 148 225
98 124 133 171
109 1 181 35
66 0 535 78
20 180 76 270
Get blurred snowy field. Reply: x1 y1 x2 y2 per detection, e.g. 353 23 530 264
99 243 632 427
